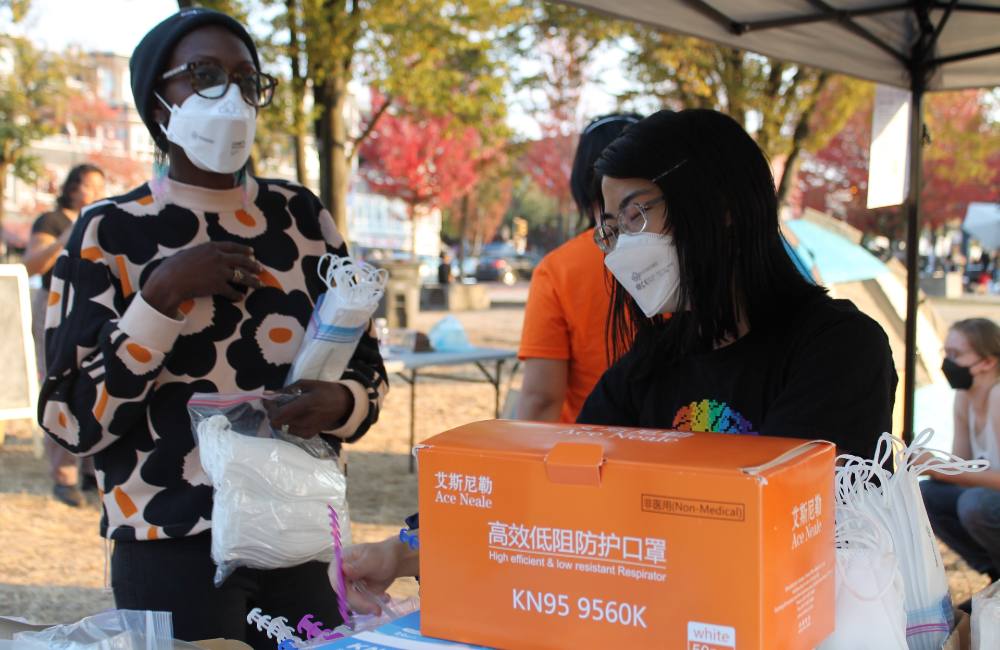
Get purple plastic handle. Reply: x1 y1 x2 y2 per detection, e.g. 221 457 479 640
328 504 352 626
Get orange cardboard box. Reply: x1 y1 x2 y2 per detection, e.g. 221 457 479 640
415 420 836 650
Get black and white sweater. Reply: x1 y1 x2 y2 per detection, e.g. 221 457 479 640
39 175 387 541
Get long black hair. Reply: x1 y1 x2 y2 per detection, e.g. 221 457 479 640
570 113 642 231
595 109 824 368
56 163 103 210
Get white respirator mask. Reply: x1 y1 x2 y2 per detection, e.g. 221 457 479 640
156 84 256 174
603 232 683 317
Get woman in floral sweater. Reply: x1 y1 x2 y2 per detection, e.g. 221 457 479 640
38 8 387 646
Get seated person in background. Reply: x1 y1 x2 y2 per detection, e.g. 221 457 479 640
922 318 1000 592
517 113 641 422
577 109 896 459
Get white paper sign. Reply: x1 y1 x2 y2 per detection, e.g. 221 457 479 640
867 84 911 209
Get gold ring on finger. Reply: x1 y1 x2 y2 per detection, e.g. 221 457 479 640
233 267 244 283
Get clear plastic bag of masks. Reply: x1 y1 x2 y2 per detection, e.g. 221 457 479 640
12 610 172 650
973 579 1000 650
188 391 351 587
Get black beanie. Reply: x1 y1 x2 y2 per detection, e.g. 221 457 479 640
130 7 261 152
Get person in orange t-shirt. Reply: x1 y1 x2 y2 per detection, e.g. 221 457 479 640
518 114 642 423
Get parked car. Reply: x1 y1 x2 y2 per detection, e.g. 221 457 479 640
475 256 518 285
509 251 542 279
476 242 540 281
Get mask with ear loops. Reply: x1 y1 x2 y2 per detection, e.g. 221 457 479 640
190 398 351 587
818 506 907 650
603 233 684 318
156 84 256 174
832 429 988 650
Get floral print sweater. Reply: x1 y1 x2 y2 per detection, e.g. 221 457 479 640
38 176 387 541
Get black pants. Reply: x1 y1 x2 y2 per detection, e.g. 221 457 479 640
112 532 342 649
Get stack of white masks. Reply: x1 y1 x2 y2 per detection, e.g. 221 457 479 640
287 254 388 385
196 413 351 586
819 507 907 649
834 429 988 650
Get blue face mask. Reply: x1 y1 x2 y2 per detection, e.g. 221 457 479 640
942 357 975 390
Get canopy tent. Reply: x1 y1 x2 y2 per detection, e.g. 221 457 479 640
560 0 1000 440
785 219 890 284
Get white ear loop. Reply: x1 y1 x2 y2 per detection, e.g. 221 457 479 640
835 429 988 650
833 506 900 603
317 253 388 305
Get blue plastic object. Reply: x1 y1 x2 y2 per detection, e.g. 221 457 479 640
428 316 473 352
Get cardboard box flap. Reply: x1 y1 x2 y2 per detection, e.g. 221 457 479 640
417 420 833 474
544 442 605 486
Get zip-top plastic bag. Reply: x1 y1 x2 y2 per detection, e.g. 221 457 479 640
973 579 1000 650
12 610 172 650
428 315 472 352
188 391 351 587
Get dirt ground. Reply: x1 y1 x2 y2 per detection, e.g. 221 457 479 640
0 290 994 626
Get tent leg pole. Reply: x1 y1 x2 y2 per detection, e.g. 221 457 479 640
902 76 926 445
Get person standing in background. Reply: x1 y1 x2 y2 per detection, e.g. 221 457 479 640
437 250 453 285
517 114 641 422
23 163 104 507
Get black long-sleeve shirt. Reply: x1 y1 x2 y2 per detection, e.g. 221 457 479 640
578 295 896 460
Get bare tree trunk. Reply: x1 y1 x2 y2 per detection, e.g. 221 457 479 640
409 203 420 257
314 74 351 239
458 194 470 275
721 49 748 127
329 79 351 240
0 162 6 259
776 72 830 206
776 143 803 208
286 0 308 185
314 80 332 210
756 62 786 156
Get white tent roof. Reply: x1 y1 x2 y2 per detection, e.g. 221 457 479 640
964 202 1000 249
563 1 1000 90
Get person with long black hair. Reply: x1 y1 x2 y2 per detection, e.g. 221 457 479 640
38 8 386 646
24 163 105 507
578 109 895 457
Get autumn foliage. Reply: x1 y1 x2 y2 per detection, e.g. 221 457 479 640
796 89 1000 241
360 100 484 217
